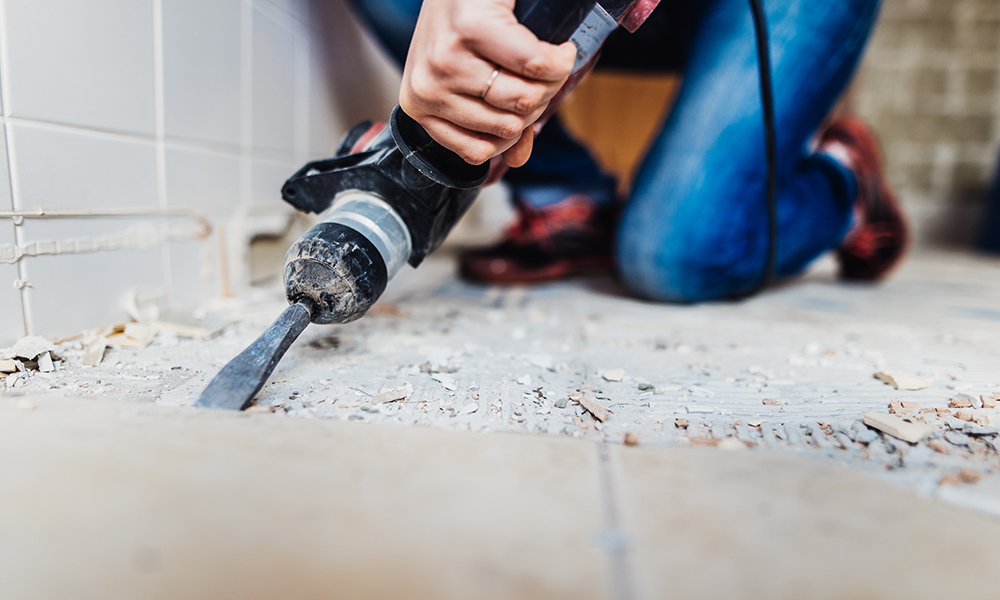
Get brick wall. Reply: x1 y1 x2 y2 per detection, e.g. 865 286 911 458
851 0 1000 245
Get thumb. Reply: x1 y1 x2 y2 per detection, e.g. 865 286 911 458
502 128 534 168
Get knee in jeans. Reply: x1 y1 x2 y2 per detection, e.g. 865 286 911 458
616 228 747 303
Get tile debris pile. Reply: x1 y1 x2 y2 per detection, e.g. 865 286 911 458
3 253 1000 505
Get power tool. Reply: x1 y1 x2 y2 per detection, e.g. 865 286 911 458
196 0 778 411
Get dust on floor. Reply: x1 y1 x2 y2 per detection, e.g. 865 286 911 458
5 250 1000 515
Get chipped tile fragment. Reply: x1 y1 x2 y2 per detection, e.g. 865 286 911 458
624 432 639 446
577 395 608 422
37 351 55 373
690 437 718 447
762 398 781 405
862 412 933 444
874 371 933 391
601 369 625 382
928 440 950 454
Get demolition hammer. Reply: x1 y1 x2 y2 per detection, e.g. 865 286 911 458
196 0 779 410
196 0 646 410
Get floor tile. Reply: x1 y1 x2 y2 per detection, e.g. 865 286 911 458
611 445 1000 599
0 396 608 600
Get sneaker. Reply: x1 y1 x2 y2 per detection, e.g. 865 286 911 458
820 116 910 281
459 194 614 284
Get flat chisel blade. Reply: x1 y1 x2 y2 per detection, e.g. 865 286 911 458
195 301 312 411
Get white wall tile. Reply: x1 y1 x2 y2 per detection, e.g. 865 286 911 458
164 146 240 305
25 250 164 339
0 123 24 344
162 0 242 147
252 8 296 155
10 124 159 220
251 158 297 208
10 124 165 336
4 0 156 135
0 229 24 344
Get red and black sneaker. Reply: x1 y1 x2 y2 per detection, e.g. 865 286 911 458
459 194 615 284
820 116 910 281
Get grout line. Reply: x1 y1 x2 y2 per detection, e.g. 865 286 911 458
234 0 255 291
152 0 173 301
0 116 301 164
293 18 310 165
0 0 31 335
595 443 636 600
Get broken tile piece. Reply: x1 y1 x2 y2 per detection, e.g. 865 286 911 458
577 395 609 422
949 397 973 409
973 411 996 427
690 437 719 447
371 383 413 404
954 409 974 422
982 394 998 409
602 369 625 382
5 336 55 361
82 337 109 367
874 371 933 391
624 432 639 446
0 359 16 373
928 440 950 454
762 399 781 406
674 418 689 429
862 412 933 444
36 351 54 373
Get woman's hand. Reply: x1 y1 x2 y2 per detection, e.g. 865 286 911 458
399 0 576 168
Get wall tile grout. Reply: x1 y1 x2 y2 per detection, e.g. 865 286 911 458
234 0 255 291
0 0 30 336
152 0 173 301
0 115 307 163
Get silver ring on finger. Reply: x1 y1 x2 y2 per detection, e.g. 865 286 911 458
480 68 500 100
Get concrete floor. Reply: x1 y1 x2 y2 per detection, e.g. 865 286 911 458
3 249 1000 597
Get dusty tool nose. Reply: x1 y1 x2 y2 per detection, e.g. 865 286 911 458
283 191 412 324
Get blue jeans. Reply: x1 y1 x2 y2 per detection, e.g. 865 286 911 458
348 0 880 301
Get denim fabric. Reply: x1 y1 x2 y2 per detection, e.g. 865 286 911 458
347 0 880 300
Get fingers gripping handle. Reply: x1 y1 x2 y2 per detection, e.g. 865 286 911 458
393 0 626 185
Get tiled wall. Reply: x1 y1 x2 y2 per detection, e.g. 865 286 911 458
0 0 401 344
851 0 1000 244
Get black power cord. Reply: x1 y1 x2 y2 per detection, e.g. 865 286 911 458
745 0 778 296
